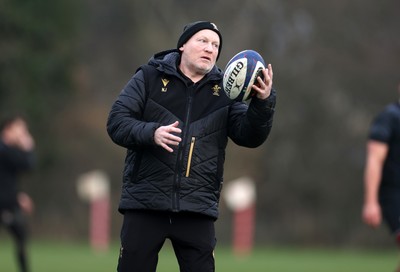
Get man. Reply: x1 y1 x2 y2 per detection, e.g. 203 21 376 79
362 84 400 270
0 115 35 272
107 21 276 272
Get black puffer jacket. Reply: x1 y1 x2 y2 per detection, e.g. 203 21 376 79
107 49 276 219
0 141 35 209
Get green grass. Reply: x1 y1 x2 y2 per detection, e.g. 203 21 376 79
0 238 398 272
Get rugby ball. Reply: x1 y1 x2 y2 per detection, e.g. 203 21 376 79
223 50 266 101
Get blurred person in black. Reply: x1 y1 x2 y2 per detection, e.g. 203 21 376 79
0 115 35 272
362 84 400 271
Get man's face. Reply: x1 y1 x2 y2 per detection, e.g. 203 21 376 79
179 29 220 76
2 119 27 143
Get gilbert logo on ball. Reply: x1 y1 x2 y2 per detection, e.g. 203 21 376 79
223 50 266 101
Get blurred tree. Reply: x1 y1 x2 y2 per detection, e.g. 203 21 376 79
0 0 79 118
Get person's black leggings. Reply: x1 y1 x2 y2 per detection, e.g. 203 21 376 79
1 208 29 272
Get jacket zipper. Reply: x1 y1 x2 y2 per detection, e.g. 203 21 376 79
172 85 194 211
185 137 196 177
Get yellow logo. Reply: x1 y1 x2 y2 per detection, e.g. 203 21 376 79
212 85 221 96
210 23 218 31
161 78 169 92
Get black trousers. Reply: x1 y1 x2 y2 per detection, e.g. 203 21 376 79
0 208 29 272
117 210 216 272
380 192 400 244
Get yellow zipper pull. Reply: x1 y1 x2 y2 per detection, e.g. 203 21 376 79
185 137 196 177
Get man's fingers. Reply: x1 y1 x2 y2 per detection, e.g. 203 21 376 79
161 143 174 153
154 121 183 152
164 137 180 146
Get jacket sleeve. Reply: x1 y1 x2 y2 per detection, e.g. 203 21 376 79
228 88 276 148
106 69 161 149
1 145 35 172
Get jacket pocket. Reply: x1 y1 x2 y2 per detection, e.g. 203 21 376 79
185 137 196 177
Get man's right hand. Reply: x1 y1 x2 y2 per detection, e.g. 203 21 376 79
154 121 182 152
362 202 382 228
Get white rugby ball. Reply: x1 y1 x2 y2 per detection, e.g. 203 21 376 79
223 50 266 101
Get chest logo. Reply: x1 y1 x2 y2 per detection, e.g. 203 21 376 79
161 78 169 92
212 85 221 96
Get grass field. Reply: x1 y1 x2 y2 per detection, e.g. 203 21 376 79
0 238 398 272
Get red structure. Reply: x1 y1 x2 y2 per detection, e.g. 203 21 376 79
77 170 111 252
90 196 110 252
233 202 255 256
223 177 256 257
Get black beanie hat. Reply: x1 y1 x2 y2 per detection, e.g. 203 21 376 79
177 21 223 60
